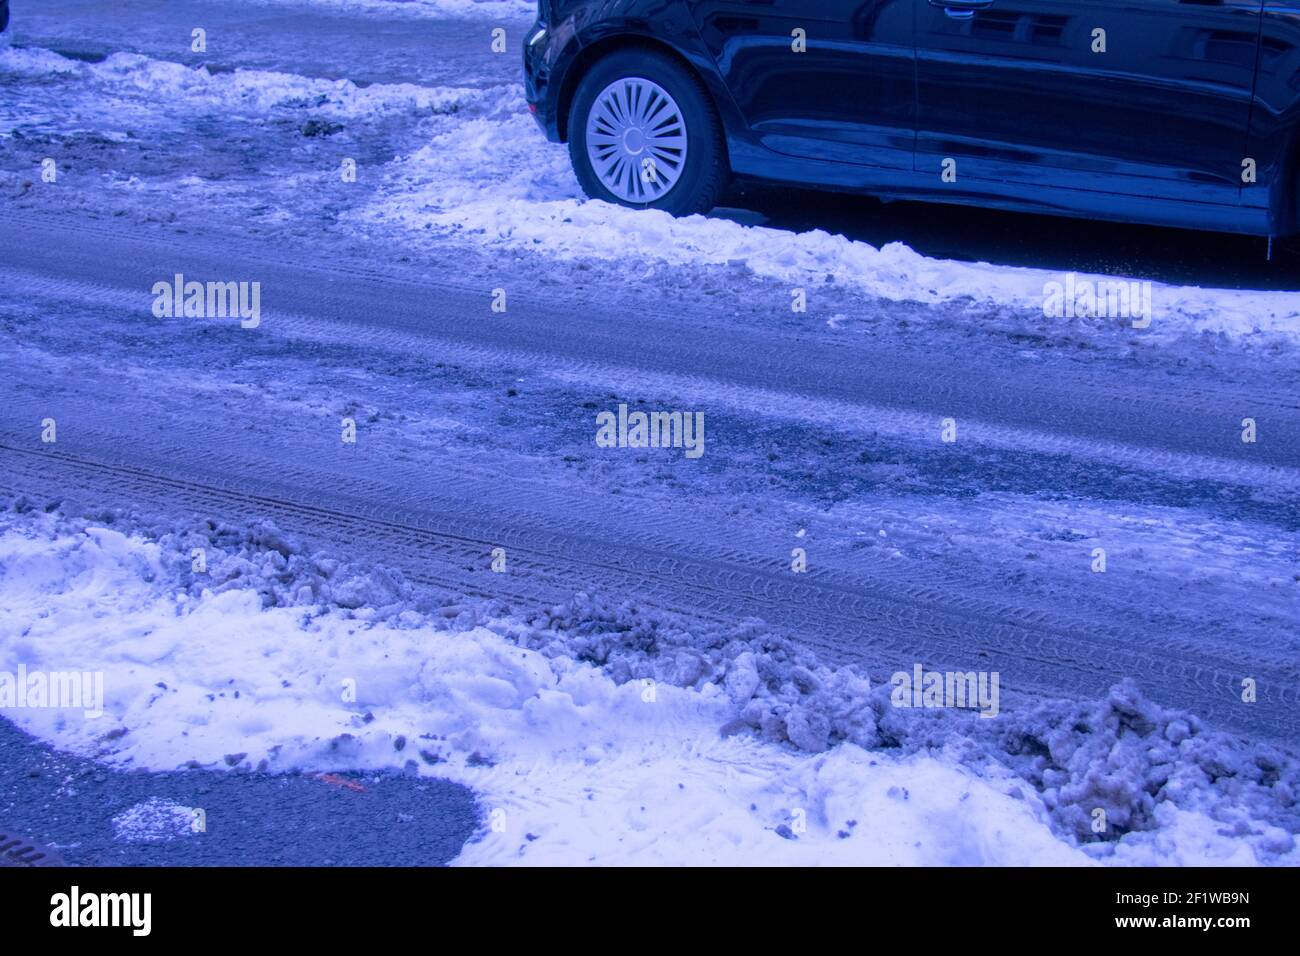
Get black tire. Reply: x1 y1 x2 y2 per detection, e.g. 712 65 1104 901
568 48 728 216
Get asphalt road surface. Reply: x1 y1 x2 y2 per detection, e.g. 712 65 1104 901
2 210 1297 743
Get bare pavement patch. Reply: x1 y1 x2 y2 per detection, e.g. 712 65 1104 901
0 715 479 866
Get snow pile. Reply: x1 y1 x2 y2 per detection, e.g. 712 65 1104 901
514 591 1300 862
0 47 486 121
111 798 200 844
0 496 416 616
0 503 1295 865
359 89 1300 344
165 517 417 614
515 592 876 754
363 93 581 214
241 0 536 20
988 687 1299 859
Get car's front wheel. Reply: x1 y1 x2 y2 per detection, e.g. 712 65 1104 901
568 49 727 216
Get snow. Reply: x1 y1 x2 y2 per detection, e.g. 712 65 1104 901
809 492 1300 640
5 42 1297 344
2 7 1297 867
359 90 1300 345
0 47 487 122
1 503 1295 865
111 798 199 844
240 0 536 20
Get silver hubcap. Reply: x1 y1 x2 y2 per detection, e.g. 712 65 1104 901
585 77 689 203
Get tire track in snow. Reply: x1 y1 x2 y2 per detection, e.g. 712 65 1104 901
1 214 1297 743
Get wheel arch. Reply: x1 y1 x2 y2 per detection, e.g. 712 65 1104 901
554 31 735 172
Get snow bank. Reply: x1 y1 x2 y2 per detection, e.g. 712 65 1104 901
7 43 1293 345
0 47 486 120
514 592 1300 863
240 0 536 20
0 501 1295 865
359 88 1300 344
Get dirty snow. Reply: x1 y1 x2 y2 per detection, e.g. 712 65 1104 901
0 47 487 123
242 0 535 20
1 503 1294 865
2 9 1298 868
3 43 1296 343
357 89 1300 344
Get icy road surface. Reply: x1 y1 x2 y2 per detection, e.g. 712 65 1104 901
0 0 1298 864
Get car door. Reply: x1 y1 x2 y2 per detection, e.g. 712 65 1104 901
1241 1 1300 223
915 0 1263 204
689 0 915 169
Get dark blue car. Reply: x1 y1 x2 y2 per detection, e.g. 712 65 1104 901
524 0 1300 236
